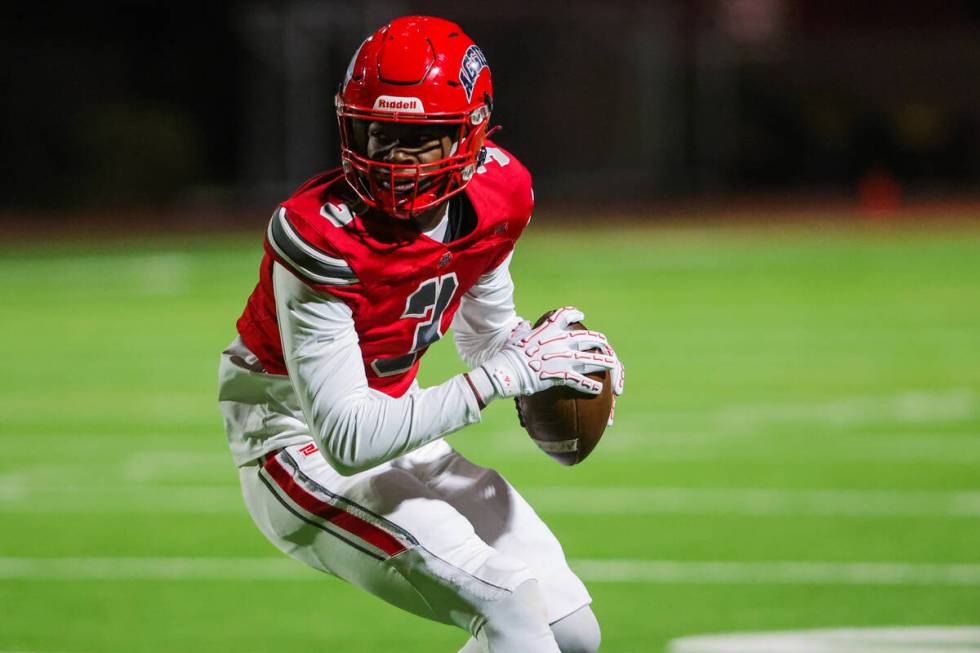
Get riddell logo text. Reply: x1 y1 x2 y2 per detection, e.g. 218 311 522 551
377 98 416 110
372 95 425 113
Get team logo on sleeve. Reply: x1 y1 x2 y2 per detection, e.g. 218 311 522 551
459 45 488 102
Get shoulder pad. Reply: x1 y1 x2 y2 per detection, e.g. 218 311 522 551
465 143 533 243
266 206 359 286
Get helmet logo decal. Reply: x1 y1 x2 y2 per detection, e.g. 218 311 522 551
372 95 425 113
459 45 488 102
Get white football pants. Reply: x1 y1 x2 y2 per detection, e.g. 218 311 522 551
237 440 593 652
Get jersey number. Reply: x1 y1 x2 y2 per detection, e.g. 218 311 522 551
476 146 511 174
370 273 459 377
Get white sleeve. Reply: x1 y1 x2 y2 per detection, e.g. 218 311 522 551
273 262 483 476
451 252 523 368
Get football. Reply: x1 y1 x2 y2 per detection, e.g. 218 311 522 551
516 311 614 465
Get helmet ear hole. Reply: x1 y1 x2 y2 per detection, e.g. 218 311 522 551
476 146 487 168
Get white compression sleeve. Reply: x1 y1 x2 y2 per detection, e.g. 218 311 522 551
273 262 483 475
451 253 523 368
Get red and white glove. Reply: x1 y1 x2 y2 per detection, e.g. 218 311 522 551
603 340 625 425
478 307 617 399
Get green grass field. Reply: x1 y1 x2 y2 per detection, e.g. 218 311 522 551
1 221 979 652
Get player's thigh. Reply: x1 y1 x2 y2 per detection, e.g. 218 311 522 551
240 457 437 621
241 443 538 631
408 448 592 624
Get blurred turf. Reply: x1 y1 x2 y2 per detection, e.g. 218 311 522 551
1 223 979 652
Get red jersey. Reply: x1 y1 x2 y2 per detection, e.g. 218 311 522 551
237 143 532 398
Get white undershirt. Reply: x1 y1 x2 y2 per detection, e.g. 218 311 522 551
272 253 520 475
421 204 450 243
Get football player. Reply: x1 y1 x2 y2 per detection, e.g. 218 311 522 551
218 16 624 653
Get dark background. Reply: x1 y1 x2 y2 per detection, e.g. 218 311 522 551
3 0 979 215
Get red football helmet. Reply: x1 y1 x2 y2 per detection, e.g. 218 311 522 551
336 16 493 218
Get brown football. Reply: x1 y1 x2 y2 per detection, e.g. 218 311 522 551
515 311 614 465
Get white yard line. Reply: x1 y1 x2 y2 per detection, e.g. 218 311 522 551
439 433 980 464
0 485 244 513
122 451 231 482
7 251 193 296
715 388 979 429
523 487 980 518
1 557 979 587
567 436 980 464
571 559 980 586
0 557 316 581
131 253 191 296
627 450 980 465
668 626 980 653
3 485 980 518
7 438 980 466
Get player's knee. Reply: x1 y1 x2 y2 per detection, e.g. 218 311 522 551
479 579 554 644
482 578 549 626
551 605 601 653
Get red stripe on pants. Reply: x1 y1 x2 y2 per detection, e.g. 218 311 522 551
263 454 407 556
